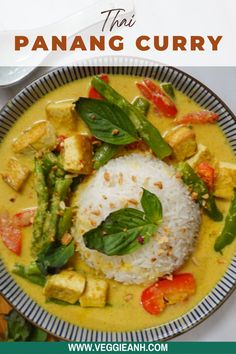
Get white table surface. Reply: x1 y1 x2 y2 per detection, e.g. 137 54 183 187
0 66 235 342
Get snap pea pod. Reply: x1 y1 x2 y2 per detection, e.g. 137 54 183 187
176 162 223 221
93 96 151 170
12 264 46 287
132 96 150 116
214 189 236 252
91 76 172 159
31 159 49 257
160 82 175 100
43 177 73 243
58 207 73 240
26 261 42 276
46 298 80 306
93 143 120 170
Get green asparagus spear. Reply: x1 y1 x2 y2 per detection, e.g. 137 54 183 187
31 159 49 257
160 82 175 100
58 207 73 240
12 264 46 287
214 189 236 252
91 76 172 159
42 152 64 175
47 169 56 196
43 177 73 242
93 96 151 170
177 162 223 221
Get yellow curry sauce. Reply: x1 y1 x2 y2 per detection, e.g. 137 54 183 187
0 75 235 332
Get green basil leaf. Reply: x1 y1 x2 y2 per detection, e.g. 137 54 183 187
5 309 47 342
83 208 157 256
75 98 138 145
36 240 75 275
6 309 32 341
141 188 163 225
29 327 47 342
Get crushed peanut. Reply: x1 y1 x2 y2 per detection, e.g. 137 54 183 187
118 172 123 185
91 210 101 216
165 274 173 281
61 233 72 246
191 192 198 200
112 129 120 136
104 172 110 182
57 210 64 216
128 199 138 206
163 226 170 234
158 235 169 244
175 172 183 179
90 220 97 227
154 181 163 189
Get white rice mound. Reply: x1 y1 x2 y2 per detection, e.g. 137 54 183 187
73 153 201 284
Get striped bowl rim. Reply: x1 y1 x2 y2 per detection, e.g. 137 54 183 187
0 60 235 341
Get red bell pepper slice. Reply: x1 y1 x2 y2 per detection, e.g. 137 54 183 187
143 79 163 95
88 74 109 99
141 273 196 315
0 211 22 255
175 110 219 124
152 94 178 118
196 162 216 191
136 79 177 117
136 83 153 100
12 208 37 228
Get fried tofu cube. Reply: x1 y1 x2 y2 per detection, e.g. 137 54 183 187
219 162 236 184
12 120 56 153
165 126 197 161
43 270 86 304
46 100 77 135
63 135 93 174
80 278 108 308
213 162 236 200
187 144 216 169
2 158 30 191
